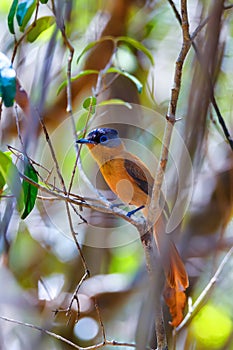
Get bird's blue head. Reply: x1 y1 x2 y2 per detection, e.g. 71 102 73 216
77 128 121 148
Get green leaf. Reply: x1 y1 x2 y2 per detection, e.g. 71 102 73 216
39 0 48 3
117 36 154 65
0 52 16 107
21 161 38 219
82 96 97 115
16 0 36 32
98 98 132 109
27 16 55 42
77 41 99 66
106 67 143 93
0 151 24 211
76 111 89 132
57 69 99 95
7 0 18 34
0 172 5 192
76 36 114 65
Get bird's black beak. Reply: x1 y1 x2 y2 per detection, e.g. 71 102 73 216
76 138 96 144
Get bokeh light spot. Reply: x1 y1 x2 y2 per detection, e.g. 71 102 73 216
191 304 232 349
74 317 99 341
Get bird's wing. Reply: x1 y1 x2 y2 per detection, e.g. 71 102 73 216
124 156 170 217
124 158 154 195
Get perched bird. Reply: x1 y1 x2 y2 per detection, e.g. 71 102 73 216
77 128 188 290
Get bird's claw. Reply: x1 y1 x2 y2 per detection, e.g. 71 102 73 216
126 205 145 217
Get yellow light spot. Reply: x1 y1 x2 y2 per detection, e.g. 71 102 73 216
191 304 232 349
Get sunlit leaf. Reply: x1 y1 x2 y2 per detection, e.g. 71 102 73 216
106 67 143 93
0 172 5 193
83 96 97 115
27 16 55 42
0 150 24 211
57 70 99 95
117 36 154 65
98 98 132 109
76 111 89 132
21 161 38 219
16 0 36 32
7 0 18 34
76 36 114 65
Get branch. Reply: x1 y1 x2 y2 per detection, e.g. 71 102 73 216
168 0 233 151
15 170 145 229
176 246 233 332
0 316 144 350
149 0 191 222
39 114 92 318
145 1 192 346
11 0 40 63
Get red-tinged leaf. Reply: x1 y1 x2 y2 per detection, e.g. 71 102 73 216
163 283 187 327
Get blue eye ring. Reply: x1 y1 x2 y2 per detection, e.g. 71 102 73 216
100 135 108 143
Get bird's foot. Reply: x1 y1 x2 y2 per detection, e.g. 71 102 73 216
126 205 145 217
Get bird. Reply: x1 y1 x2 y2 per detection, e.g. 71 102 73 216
77 127 189 290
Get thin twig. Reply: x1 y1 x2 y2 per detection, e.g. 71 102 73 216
18 171 145 230
168 0 233 151
190 17 209 41
39 113 91 311
11 0 40 63
14 105 25 151
57 270 90 323
0 316 142 349
149 0 191 224
8 145 51 174
69 103 98 198
167 0 182 25
39 117 67 194
93 44 117 97
176 246 233 332
146 1 191 347
140 229 168 350
94 298 107 343
74 49 121 205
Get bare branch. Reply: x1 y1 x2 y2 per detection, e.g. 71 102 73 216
176 246 233 332
149 0 191 223
168 0 233 151
0 315 146 349
11 0 40 64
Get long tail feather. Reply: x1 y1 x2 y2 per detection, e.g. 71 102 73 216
154 216 189 289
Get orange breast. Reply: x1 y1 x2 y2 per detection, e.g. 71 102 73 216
100 159 148 207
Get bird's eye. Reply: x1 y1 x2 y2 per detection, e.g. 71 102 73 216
100 135 108 143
